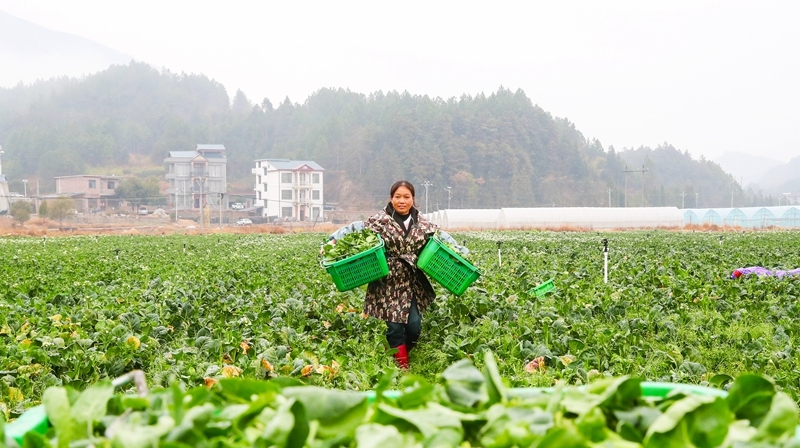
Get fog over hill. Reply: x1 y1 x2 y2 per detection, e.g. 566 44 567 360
713 151 785 187
0 10 131 87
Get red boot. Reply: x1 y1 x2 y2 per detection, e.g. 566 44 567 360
392 344 409 370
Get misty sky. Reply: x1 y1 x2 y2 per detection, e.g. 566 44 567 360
1 0 798 163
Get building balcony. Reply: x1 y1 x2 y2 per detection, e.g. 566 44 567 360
294 181 313 189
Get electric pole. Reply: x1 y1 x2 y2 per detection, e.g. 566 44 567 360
622 165 649 207
606 188 612 207
218 192 224 228
422 181 433 214
680 192 687 209
445 186 452 209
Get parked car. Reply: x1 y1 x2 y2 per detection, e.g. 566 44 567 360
138 206 148 215
236 218 253 226
230 203 245 210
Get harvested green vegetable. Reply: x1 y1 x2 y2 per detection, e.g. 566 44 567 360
322 229 381 263
436 232 471 261
10 352 798 447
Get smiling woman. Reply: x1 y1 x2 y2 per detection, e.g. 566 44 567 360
327 180 469 370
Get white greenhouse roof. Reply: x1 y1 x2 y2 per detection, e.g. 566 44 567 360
498 207 684 229
441 209 500 230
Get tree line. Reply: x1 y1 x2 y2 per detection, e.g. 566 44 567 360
0 61 759 209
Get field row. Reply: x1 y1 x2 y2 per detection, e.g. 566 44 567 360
1 230 799 415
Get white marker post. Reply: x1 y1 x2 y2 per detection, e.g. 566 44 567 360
497 241 503 267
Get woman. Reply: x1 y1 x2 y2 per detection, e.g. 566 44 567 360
328 180 467 369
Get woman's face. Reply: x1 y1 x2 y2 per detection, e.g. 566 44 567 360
391 186 414 215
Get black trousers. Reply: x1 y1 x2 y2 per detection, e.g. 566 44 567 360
385 298 421 350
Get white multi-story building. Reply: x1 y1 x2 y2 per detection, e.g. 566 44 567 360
165 144 227 210
252 159 324 221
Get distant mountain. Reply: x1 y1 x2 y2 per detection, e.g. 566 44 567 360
0 10 132 87
713 151 784 187
753 156 800 196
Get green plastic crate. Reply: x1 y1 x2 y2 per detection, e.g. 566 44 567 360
528 279 556 298
322 237 389 292
417 235 481 295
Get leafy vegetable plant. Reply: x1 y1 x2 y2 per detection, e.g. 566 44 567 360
321 229 381 263
8 351 799 447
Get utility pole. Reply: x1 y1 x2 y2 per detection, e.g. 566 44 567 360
422 181 432 214
622 165 650 207
445 186 452 209
606 188 612 207
622 165 649 207
680 192 687 209
218 192 224 227
695 192 699 208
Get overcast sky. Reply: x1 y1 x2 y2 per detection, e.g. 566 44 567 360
1 0 798 163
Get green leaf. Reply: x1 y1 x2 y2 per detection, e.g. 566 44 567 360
112 415 176 448
234 394 276 432
442 359 486 408
483 351 506 406
396 376 435 409
534 425 591 448
21 430 54 448
354 423 406 448
376 402 466 439
165 403 215 442
752 392 799 442
423 427 463 448
218 378 281 402
259 397 308 448
42 387 78 448
725 373 775 426
643 394 728 447
72 380 114 428
282 386 368 439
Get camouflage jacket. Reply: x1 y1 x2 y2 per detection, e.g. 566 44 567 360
363 207 438 323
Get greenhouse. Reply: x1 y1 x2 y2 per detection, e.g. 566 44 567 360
433 209 501 229
497 207 683 229
682 206 800 228
426 207 683 229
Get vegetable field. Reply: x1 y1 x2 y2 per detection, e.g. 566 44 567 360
2 230 800 418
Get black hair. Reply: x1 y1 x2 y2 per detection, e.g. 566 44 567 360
389 180 415 198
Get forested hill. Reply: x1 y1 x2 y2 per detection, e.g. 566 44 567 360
1 62 752 208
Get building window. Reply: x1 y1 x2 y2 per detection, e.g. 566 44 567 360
312 173 320 183
108 181 115 189
257 191 261 200
208 165 222 177
89 180 96 189
281 172 292 183
281 190 293 200
313 207 320 219
257 175 261 185
281 206 293 218
312 190 320 200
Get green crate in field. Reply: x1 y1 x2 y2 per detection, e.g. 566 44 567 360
417 235 481 295
322 238 389 291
